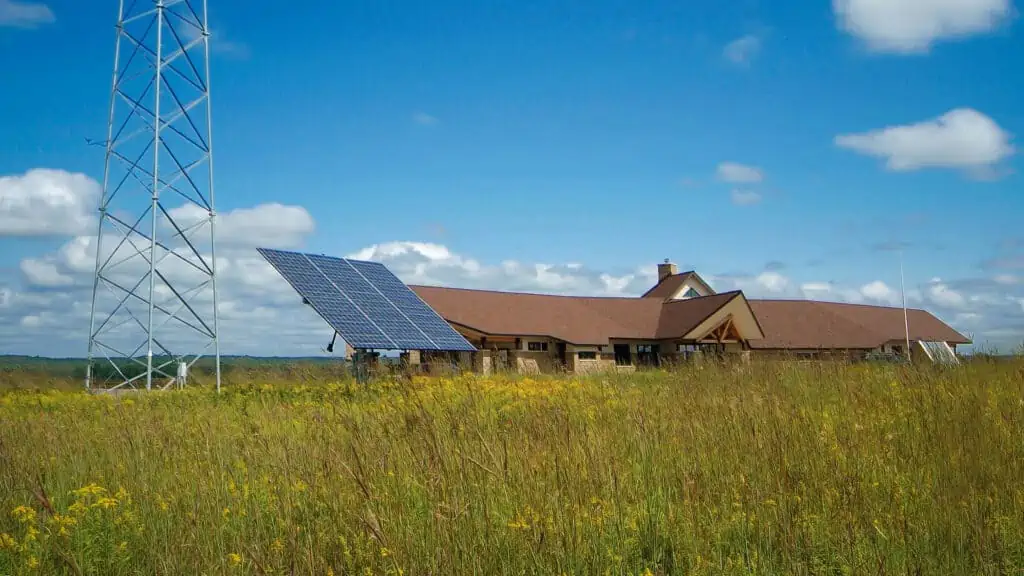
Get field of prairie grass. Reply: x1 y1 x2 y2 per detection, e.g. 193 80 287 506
1 360 1022 575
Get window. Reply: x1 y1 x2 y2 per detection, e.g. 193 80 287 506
527 341 548 352
577 351 597 360
678 343 698 361
682 287 701 299
637 344 660 367
613 344 632 366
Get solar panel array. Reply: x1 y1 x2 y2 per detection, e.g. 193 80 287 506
919 340 959 365
258 248 476 352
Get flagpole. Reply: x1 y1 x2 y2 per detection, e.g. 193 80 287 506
900 249 910 362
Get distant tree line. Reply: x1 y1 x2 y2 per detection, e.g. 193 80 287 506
0 355 351 382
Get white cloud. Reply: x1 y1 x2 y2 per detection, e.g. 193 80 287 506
20 258 75 287
730 189 762 206
20 315 43 328
348 241 655 297
833 0 1013 53
413 112 439 126
713 274 863 304
755 271 789 293
2 197 1023 355
927 281 967 308
723 34 761 65
800 281 834 295
0 0 54 28
167 202 315 249
716 162 764 183
0 169 99 236
860 280 901 305
835 108 1014 174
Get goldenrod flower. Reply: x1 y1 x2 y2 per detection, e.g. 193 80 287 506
11 505 36 524
93 497 119 510
72 483 106 498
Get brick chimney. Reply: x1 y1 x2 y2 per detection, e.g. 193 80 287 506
657 259 678 282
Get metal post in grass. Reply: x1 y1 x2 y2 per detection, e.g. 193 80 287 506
85 0 222 393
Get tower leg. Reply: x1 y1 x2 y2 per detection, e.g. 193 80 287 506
86 0 221 392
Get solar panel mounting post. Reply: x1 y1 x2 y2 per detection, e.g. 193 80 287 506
352 349 371 384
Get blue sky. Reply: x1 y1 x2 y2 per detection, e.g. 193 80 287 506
1 0 1023 356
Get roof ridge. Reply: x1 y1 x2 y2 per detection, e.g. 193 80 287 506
640 270 696 298
748 298 932 313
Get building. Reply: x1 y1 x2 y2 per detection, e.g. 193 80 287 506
408 260 970 374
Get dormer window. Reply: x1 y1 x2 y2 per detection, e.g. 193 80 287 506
680 287 701 299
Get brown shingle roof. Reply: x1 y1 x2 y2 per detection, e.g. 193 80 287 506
748 300 971 349
410 286 657 344
642 271 713 300
411 285 969 350
410 285 743 345
655 291 744 338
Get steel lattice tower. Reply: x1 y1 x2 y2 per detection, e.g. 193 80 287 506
86 0 221 392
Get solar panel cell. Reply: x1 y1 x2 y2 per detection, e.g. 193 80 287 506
257 248 475 352
308 255 441 350
257 249 399 350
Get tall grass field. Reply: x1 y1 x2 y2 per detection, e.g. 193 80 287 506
1 360 1022 574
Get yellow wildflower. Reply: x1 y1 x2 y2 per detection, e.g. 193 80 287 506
0 533 17 550
72 483 106 498
228 553 243 567
93 497 119 510
506 516 530 530
11 505 36 524
49 514 77 537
